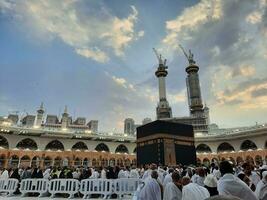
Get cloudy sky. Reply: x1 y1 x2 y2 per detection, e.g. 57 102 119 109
0 0 267 132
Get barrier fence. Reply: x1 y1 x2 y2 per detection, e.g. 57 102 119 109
0 178 143 199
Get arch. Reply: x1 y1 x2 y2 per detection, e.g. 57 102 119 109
236 156 243 164
255 155 263 165
74 157 82 166
16 138 37 150
0 154 6 167
21 155 30 161
109 158 115 167
45 140 64 151
240 140 257 151
0 136 9 149
133 147 137 154
10 155 19 167
95 143 110 152
83 158 89 167
115 144 129 154
196 158 201 166
217 142 235 153
31 156 40 167
125 159 131 167
196 144 212 153
20 155 31 167
117 158 123 166
54 157 62 166
72 142 88 151
203 158 210 166
101 159 108 167
44 156 52 167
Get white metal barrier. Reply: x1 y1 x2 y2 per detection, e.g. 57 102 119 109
20 178 49 197
79 179 113 199
49 179 80 199
113 178 143 199
0 178 19 196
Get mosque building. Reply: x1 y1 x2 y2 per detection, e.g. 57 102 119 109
0 49 266 168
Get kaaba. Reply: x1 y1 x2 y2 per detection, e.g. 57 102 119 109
137 120 196 166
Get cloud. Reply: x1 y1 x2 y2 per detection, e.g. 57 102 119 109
0 0 143 63
159 0 267 126
75 48 109 63
230 65 255 78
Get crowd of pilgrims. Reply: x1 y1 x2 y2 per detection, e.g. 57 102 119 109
0 161 267 200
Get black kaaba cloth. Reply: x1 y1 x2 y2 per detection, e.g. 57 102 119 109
137 120 196 166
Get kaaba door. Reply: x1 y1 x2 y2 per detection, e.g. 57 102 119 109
164 139 176 166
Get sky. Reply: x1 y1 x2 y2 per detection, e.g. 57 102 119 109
0 0 267 132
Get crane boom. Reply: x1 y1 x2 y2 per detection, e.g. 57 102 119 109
179 44 189 60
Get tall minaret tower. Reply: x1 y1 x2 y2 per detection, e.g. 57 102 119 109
179 45 204 117
35 102 44 127
153 48 172 119
61 105 69 129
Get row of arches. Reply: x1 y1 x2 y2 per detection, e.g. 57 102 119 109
0 154 137 168
0 136 135 154
196 140 265 153
197 155 267 166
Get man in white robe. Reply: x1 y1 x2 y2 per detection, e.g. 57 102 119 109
139 170 161 200
181 176 210 200
163 171 182 200
255 171 267 199
0 168 8 179
242 162 260 187
163 168 174 188
217 161 257 200
130 167 139 178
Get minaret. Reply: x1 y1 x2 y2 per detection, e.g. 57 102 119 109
180 45 204 117
35 102 44 127
153 48 172 119
61 105 69 129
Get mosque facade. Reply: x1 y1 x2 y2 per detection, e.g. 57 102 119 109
0 49 266 168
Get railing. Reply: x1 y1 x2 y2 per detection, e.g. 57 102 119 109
0 178 19 196
20 178 49 197
0 178 144 199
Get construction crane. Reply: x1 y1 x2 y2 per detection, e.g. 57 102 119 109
153 48 167 67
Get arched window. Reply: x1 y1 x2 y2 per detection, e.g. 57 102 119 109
0 136 9 149
45 140 64 151
203 158 210 166
255 155 262 165
31 156 40 167
83 158 88 167
95 143 110 152
44 156 52 167
72 142 88 151
74 157 82 166
10 155 19 167
240 140 257 151
16 138 38 150
0 155 6 167
54 157 62 166
217 142 235 153
115 144 129 154
196 144 212 153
